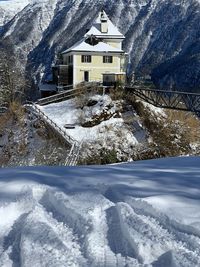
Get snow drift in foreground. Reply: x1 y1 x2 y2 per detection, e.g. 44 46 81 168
0 157 200 267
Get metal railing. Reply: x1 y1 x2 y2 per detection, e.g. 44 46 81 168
37 88 75 106
125 86 200 113
37 82 102 106
65 141 82 166
31 102 76 144
26 82 103 165
25 102 81 166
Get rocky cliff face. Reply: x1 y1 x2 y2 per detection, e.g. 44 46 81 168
1 0 200 92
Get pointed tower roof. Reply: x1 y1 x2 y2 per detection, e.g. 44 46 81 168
84 10 125 39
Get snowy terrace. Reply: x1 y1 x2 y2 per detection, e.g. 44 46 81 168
37 95 147 155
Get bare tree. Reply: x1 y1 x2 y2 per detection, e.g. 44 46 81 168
0 40 27 107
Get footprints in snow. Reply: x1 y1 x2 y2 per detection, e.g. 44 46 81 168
0 187 200 267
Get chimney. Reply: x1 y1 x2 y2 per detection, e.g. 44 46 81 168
100 10 108 33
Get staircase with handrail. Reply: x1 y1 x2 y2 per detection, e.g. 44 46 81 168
25 82 103 165
25 102 81 166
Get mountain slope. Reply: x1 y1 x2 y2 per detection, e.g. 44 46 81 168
1 0 200 91
0 0 30 26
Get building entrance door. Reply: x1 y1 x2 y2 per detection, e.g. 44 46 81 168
84 71 89 82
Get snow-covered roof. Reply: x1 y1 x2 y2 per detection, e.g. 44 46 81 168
38 83 57 91
62 39 124 54
84 10 125 39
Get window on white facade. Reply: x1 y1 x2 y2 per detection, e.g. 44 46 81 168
103 56 113 63
81 55 92 63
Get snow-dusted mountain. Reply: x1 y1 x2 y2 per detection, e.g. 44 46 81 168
1 0 200 91
0 0 30 26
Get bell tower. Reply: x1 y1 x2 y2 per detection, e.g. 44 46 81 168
100 10 108 33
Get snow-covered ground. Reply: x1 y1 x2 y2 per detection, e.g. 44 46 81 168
38 95 136 143
0 156 200 266
38 95 147 159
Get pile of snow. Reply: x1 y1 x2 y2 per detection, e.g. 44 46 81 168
38 95 147 159
0 156 200 266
